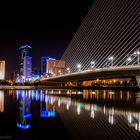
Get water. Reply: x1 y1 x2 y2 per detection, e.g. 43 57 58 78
0 89 140 139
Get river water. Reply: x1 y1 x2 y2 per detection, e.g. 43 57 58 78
0 89 140 139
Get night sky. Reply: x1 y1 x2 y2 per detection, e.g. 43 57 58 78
0 0 94 79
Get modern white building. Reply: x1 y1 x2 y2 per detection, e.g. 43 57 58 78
0 61 5 80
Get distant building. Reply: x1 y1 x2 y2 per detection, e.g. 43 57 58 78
23 56 32 81
46 60 65 76
0 61 5 80
41 57 49 75
19 45 32 75
41 56 56 75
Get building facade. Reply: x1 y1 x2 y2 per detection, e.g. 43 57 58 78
0 61 5 80
23 56 32 81
41 57 49 75
19 45 32 75
46 60 65 76
41 57 56 75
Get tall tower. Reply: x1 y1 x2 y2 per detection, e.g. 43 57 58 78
23 56 32 81
19 45 32 81
19 45 32 75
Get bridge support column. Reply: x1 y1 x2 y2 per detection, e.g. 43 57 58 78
136 76 140 88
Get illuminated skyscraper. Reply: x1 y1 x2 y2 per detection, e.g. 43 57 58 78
23 56 32 81
19 45 32 75
0 61 5 80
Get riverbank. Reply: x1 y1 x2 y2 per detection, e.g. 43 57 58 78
0 85 139 91
0 85 35 90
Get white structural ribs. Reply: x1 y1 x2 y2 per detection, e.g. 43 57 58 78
60 0 140 73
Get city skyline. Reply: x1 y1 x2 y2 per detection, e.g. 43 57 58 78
0 0 94 79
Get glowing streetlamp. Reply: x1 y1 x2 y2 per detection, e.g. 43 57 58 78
108 56 114 66
91 61 95 69
77 64 81 72
66 67 70 73
126 57 132 65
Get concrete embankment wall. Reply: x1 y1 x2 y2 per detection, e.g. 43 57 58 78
0 85 139 91
0 86 35 90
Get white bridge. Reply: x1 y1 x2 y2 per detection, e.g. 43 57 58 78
41 65 140 87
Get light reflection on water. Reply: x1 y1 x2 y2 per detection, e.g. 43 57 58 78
15 90 140 132
0 89 140 139
0 90 4 112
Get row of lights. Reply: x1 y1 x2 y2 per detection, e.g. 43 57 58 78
77 51 140 71
64 58 113 74
76 57 114 72
67 50 140 73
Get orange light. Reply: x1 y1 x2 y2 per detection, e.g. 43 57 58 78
113 80 116 83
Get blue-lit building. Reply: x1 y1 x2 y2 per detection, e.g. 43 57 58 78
19 45 32 76
16 45 32 82
23 56 32 81
41 57 49 75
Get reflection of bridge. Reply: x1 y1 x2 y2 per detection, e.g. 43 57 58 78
49 95 140 133
41 65 140 87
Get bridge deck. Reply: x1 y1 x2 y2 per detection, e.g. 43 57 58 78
41 65 140 82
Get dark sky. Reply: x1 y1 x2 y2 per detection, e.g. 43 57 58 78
0 0 94 79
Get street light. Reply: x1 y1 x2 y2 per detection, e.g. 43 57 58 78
134 51 140 64
66 67 70 71
108 56 114 66
77 64 81 72
91 61 95 69
126 57 132 65
66 67 70 73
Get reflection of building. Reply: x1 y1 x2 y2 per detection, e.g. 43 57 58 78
23 56 32 81
40 94 55 118
0 61 5 80
0 91 4 112
41 57 56 75
46 60 65 76
17 90 31 130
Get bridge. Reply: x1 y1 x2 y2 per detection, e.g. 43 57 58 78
41 65 140 87
40 0 139 88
